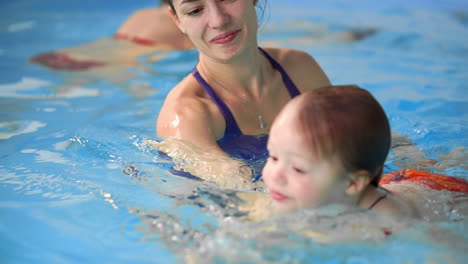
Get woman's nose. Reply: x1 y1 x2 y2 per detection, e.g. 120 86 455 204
208 3 230 28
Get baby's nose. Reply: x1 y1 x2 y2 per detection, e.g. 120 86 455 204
271 167 287 185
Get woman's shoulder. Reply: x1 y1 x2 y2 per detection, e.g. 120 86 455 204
161 74 214 115
261 47 331 91
261 47 315 65
262 46 307 59
157 74 224 138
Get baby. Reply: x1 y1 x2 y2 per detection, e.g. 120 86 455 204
261 85 419 218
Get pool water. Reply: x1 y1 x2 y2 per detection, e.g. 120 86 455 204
1 0 467 263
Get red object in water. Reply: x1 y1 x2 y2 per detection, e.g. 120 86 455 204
30 34 157 71
114 33 156 46
380 169 468 193
30 52 105 71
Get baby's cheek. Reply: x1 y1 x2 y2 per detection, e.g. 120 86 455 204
294 181 320 207
261 165 273 186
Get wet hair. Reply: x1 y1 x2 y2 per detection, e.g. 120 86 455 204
292 85 391 186
163 0 175 13
166 0 267 23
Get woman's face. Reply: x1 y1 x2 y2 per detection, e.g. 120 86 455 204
171 0 258 61
262 105 351 213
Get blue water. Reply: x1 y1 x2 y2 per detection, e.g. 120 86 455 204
1 0 467 263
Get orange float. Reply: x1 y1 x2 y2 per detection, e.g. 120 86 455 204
380 169 468 193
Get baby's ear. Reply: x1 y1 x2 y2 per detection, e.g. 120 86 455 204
345 170 371 195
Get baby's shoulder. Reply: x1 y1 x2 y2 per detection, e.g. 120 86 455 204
378 192 420 219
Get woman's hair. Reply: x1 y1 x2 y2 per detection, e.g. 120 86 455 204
163 0 175 13
293 85 391 186
165 0 267 24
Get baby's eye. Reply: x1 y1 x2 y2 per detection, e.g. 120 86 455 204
268 155 278 162
293 167 306 174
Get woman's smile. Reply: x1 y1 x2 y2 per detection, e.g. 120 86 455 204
210 29 241 44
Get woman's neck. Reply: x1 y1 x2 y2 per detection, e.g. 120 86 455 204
197 47 268 98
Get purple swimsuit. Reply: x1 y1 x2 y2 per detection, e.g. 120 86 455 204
191 47 300 182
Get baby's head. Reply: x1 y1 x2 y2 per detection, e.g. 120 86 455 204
263 85 391 212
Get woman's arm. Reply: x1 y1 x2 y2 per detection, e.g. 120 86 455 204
156 91 258 189
157 90 224 152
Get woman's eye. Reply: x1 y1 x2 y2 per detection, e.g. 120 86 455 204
187 8 203 16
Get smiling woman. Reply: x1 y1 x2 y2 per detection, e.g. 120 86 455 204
155 0 331 186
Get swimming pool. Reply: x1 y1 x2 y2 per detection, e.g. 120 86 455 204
1 0 467 263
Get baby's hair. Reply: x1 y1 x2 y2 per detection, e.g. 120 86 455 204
293 85 391 186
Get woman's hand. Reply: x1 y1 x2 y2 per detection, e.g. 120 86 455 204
146 138 258 189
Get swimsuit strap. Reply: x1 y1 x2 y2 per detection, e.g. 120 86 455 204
191 47 300 137
368 194 387 210
258 47 301 98
192 67 243 136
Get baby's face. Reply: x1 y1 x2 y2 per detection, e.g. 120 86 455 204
262 106 350 213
